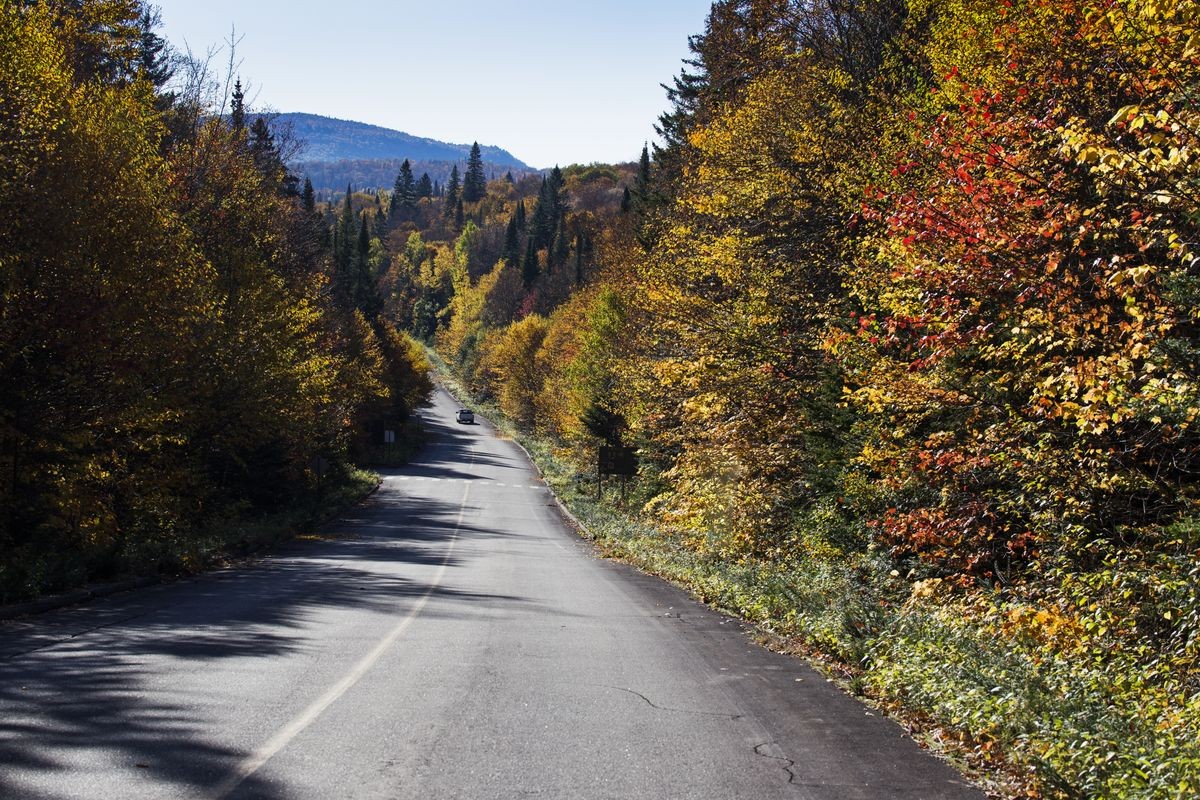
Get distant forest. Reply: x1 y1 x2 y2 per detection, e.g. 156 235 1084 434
295 158 535 193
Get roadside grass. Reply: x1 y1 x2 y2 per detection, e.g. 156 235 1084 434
431 356 1200 800
0 465 380 606
185 464 381 566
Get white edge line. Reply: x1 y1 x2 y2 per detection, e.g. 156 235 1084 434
206 483 472 799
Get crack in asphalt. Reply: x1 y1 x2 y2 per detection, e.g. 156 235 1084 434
600 685 744 720
753 741 800 786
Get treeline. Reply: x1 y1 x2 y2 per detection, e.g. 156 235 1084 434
0 1 431 602
377 0 1199 795
293 157 532 193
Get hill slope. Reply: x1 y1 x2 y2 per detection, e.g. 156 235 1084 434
279 113 529 168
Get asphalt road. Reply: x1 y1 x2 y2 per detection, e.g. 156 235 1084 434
0 388 985 799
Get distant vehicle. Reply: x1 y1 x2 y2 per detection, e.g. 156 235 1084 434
456 409 474 424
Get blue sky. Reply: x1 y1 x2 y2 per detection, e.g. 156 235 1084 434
151 1 714 168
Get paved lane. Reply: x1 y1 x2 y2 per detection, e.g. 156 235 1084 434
0 388 983 799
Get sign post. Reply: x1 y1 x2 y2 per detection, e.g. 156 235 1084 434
598 445 637 503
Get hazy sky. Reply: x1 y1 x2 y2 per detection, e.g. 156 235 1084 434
151 1 714 168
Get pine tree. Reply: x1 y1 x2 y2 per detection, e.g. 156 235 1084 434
551 218 570 271
521 237 539 287
417 173 433 199
454 199 464 229
462 142 487 203
249 117 274 168
633 144 652 205
505 171 514 184
503 213 521 265
529 168 566 251
515 199 527 230
354 213 382 319
443 165 460 218
302 178 315 214
137 6 174 109
374 207 388 240
247 116 297 196
230 79 246 132
548 166 567 218
334 185 356 306
392 159 417 221
620 186 632 213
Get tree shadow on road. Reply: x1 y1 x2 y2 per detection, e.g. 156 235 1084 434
0 484 533 799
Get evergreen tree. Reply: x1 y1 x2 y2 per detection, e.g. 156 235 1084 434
548 166 567 218
503 213 521 264
443 165 460 218
374 207 388 241
454 198 464 229
354 214 373 313
620 186 632 213
249 117 274 168
462 142 487 202
529 168 566 250
633 144 653 204
248 116 298 196
334 185 356 305
392 159 417 221
136 6 174 109
505 171 514 184
230 78 246 132
515 199 526 230
302 177 315 214
551 218 570 270
521 237 539 287
417 173 433 199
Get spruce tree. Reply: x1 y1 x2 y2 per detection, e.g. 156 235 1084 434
392 159 417 221
354 213 382 319
521 237 539 287
137 6 174 109
529 169 566 251
462 142 487 202
503 213 521 264
443 165 460 218
515 199 526 230
620 186 632 213
635 144 652 200
417 173 433 199
454 198 464 229
302 178 315 214
551 218 570 271
334 185 356 305
230 79 246 132
249 117 275 168
548 166 567 217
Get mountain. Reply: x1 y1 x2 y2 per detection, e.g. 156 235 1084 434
276 113 529 169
